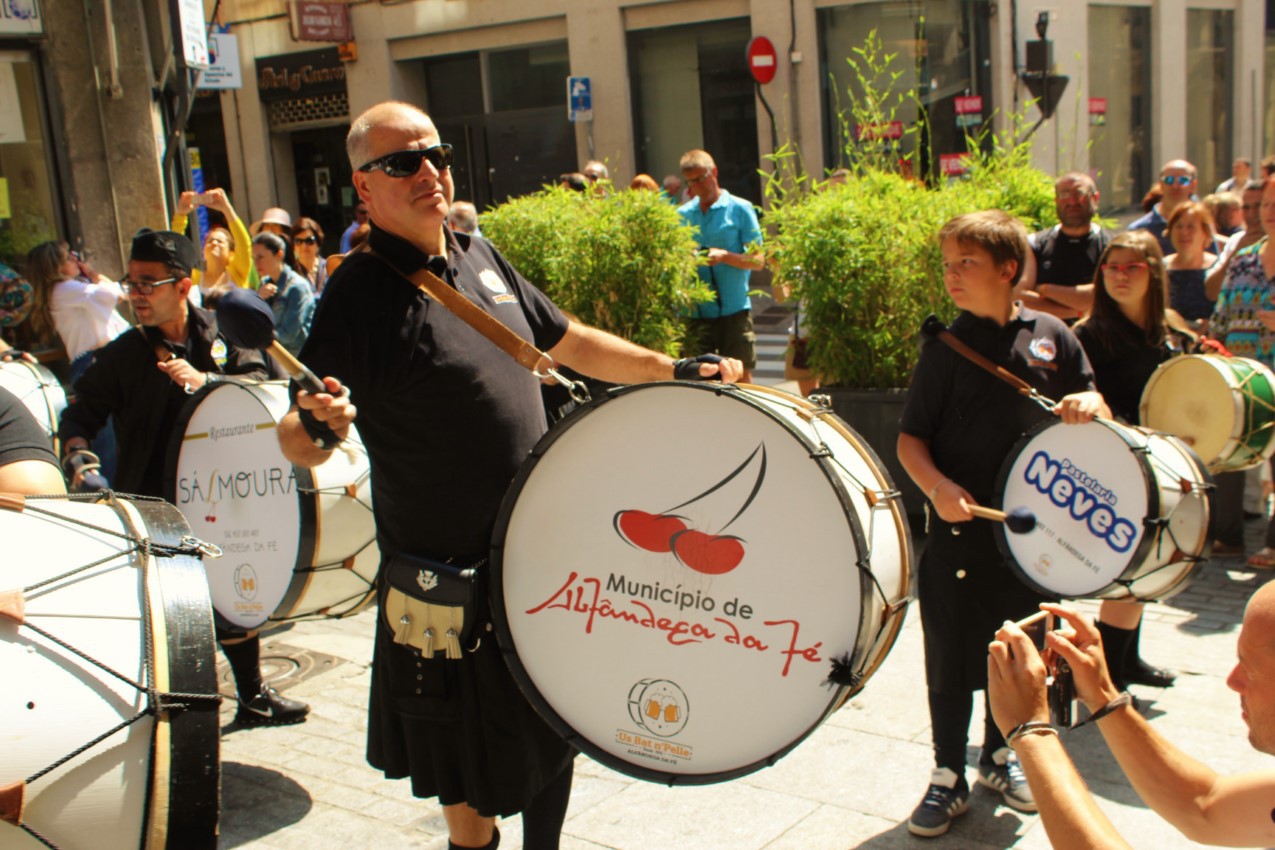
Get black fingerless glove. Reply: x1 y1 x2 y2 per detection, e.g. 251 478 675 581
673 353 724 382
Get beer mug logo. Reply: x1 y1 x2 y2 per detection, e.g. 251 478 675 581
233 564 259 601
627 678 689 738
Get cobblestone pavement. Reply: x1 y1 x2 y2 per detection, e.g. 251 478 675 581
216 492 1275 850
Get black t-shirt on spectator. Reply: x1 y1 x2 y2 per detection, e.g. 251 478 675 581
1030 224 1114 288
0 385 58 469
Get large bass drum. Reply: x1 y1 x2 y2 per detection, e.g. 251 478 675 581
492 383 913 784
0 493 220 849
167 381 378 632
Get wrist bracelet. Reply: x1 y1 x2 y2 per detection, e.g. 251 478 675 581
928 478 949 502
1005 719 1053 747
1070 691 1132 730
1010 726 1059 748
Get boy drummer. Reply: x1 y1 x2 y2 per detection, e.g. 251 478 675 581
897 210 1109 837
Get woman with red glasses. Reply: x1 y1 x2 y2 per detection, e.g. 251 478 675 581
1210 175 1275 568
1072 230 1182 692
291 216 328 294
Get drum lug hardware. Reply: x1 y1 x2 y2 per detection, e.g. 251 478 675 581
809 443 833 459
807 393 832 410
183 536 223 559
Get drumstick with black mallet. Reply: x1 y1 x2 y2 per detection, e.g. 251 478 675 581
965 503 1037 534
215 286 327 394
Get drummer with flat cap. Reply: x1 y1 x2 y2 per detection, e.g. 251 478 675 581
59 228 309 728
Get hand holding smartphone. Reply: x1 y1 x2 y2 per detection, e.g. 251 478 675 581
1014 610 1074 727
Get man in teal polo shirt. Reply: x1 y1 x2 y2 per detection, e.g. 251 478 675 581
679 149 764 383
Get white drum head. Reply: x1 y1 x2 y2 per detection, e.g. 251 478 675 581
171 382 303 630
996 420 1149 598
494 383 874 784
0 360 67 443
1141 356 1237 466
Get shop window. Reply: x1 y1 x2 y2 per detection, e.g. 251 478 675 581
1186 9 1235 193
0 55 59 268
628 18 760 203
1088 6 1152 213
819 0 992 180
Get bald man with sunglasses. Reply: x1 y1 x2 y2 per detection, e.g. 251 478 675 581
278 101 742 850
1128 159 1203 255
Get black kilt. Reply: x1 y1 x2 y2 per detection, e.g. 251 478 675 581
366 601 574 818
918 518 1055 695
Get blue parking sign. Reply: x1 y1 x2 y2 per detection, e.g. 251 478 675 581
568 76 592 122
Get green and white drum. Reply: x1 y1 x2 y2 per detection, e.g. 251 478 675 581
1140 354 1275 473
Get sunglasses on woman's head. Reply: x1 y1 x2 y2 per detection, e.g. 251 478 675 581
357 144 453 178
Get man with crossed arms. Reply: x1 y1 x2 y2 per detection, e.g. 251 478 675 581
988 589 1275 848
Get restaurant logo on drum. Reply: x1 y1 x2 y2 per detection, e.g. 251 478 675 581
627 678 690 738
208 422 258 441
1023 450 1137 553
233 564 259 601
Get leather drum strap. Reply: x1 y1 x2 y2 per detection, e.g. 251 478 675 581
370 249 548 375
924 316 1058 412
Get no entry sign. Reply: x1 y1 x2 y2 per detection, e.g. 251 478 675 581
747 37 777 85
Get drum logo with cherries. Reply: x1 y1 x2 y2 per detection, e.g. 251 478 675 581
494 383 911 784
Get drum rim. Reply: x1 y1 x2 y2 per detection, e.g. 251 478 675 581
128 497 221 847
489 381 882 785
993 417 1159 599
165 380 321 633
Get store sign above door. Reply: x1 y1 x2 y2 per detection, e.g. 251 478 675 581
0 0 43 36
256 47 347 102
291 1 353 43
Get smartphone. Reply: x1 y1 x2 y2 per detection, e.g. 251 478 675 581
1016 610 1052 651
190 194 208 207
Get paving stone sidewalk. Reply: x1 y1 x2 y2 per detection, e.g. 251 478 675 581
216 516 1275 850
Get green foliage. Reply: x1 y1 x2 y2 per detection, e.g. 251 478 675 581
763 30 1059 388
481 186 711 356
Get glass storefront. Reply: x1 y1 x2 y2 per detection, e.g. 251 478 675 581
0 51 60 268
1186 9 1235 192
818 0 992 180
425 43 575 210
1088 6 1152 213
628 19 760 202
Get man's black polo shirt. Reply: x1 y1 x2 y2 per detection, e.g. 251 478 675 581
1030 223 1114 288
297 225 570 558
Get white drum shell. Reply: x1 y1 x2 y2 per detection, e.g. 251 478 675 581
996 419 1210 600
494 383 911 783
171 381 378 630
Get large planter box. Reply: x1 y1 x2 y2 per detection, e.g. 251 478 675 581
820 386 926 524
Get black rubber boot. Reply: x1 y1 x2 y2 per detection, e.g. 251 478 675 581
1122 620 1176 688
1096 621 1133 692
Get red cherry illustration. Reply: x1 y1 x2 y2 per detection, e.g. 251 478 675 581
614 510 688 553
670 529 746 575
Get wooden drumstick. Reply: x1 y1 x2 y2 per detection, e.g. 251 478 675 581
966 504 1037 534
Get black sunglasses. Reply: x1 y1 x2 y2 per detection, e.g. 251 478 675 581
357 144 453 178
294 235 320 245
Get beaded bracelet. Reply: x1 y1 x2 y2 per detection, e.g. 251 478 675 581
1070 691 1132 730
1005 720 1054 747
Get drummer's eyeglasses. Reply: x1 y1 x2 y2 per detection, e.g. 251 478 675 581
357 144 453 178
120 277 177 295
1161 174 1193 186
1101 262 1149 277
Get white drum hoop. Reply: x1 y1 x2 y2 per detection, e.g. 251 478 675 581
491 382 913 785
993 418 1211 601
165 381 378 633
0 492 220 849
